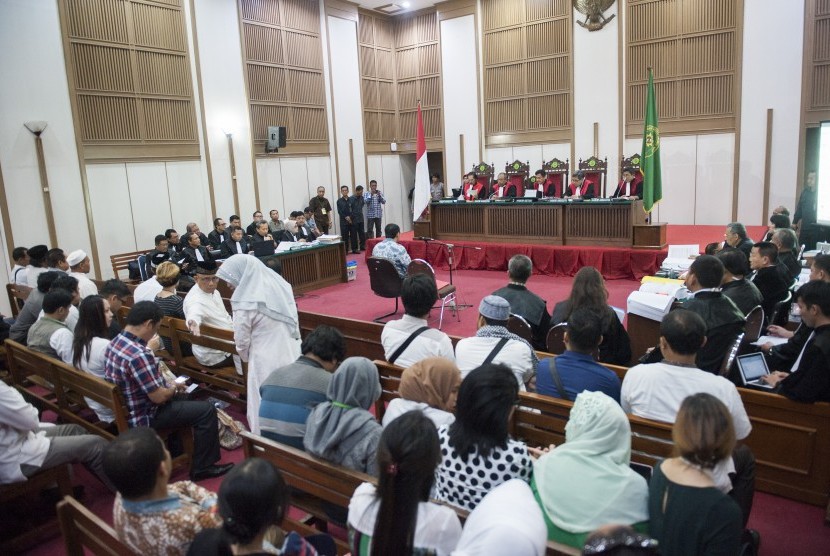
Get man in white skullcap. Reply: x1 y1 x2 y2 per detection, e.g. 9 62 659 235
67 249 98 300
454 295 538 391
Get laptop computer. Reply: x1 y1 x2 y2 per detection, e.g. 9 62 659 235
735 352 775 390
252 241 276 258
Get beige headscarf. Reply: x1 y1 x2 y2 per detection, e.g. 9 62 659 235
398 357 462 412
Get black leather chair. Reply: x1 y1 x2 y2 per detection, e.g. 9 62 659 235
545 322 568 354
743 305 764 343
367 257 403 323
507 314 533 344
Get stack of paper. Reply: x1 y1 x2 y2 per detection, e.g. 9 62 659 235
317 234 341 243
661 244 699 271
627 291 677 321
752 336 789 347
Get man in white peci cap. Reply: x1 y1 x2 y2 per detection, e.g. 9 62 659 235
66 249 98 300
454 295 538 391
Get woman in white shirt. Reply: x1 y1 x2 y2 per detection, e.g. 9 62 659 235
69 295 115 423
382 357 461 428
348 410 462 556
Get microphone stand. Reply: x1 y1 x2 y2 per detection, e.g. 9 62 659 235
416 237 477 310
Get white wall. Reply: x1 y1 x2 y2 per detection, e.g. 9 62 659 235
327 15 367 188
441 14 481 185
486 143 571 177
0 0 92 281
190 0 258 218
573 2 621 190
254 156 335 230
737 0 805 224
367 154 413 233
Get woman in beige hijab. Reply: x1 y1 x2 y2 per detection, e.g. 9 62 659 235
381 357 461 428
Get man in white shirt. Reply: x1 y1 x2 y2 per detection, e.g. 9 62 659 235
455 295 537 390
0 380 112 488
621 309 755 526
11 246 29 286
183 262 234 367
27 289 74 362
66 249 99 300
133 276 162 303
381 274 454 367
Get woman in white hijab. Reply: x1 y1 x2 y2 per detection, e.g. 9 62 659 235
452 479 546 556
216 254 301 434
532 391 649 548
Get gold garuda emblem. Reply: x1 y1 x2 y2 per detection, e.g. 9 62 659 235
574 0 616 31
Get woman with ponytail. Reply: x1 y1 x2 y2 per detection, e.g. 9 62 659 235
347 410 462 556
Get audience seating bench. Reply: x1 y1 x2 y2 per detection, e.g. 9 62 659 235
57 495 134 556
165 317 247 409
241 431 579 556
109 249 149 283
5 339 194 473
0 464 73 552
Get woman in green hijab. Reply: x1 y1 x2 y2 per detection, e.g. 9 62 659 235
304 357 383 475
532 391 649 548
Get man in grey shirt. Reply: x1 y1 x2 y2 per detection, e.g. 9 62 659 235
9 271 61 344
258 325 345 450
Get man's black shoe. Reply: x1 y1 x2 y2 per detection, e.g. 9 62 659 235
190 463 234 482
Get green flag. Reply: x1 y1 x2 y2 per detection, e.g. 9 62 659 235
641 69 662 213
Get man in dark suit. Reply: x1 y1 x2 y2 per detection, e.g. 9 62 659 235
250 221 276 249
185 223 209 248
611 167 643 199
749 241 791 320
337 185 358 254
246 211 264 237
220 226 250 258
278 220 308 243
717 249 762 316
491 254 551 350
181 232 214 275
723 222 754 258
793 170 819 250
565 170 596 199
207 218 230 249
772 228 802 282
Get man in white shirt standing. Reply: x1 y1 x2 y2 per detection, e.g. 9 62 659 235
621 309 756 527
455 295 537 390
0 380 112 489
381 274 454 368
66 249 99 300
183 261 234 368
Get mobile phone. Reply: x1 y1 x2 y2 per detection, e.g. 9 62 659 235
174 376 189 384
185 384 198 394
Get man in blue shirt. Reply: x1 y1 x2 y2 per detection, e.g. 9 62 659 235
536 307 621 402
364 180 386 239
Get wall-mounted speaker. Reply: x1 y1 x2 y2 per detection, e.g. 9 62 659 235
266 126 286 153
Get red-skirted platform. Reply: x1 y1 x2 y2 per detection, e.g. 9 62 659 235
364 225 767 281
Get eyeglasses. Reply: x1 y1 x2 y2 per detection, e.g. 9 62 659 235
198 276 220 282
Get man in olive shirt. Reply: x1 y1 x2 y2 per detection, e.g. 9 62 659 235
309 186 332 234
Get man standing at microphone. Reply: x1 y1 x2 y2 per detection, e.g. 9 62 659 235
364 179 386 239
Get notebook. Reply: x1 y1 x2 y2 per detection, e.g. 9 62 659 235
735 353 774 390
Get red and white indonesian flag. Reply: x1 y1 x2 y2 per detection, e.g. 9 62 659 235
412 102 430 221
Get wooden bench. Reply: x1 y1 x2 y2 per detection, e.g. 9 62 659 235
6 282 31 318
241 431 578 556
242 431 369 555
109 249 149 282
166 317 247 408
57 495 134 555
5 339 194 472
739 386 830 506
1 464 73 552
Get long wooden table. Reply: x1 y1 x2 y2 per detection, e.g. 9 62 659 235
428 199 649 247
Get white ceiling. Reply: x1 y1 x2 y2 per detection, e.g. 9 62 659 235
356 1 436 16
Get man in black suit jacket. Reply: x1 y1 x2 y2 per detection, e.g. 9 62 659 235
611 167 643 199
565 170 596 199
250 221 276 249
185 222 210 248
207 217 230 249
220 226 250 258
246 210 264 237
723 222 754 258
278 220 308 243
772 228 802 282
749 241 791 320
181 232 214 275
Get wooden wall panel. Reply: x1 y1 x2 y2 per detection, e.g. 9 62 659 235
358 10 442 148
807 0 830 122
482 0 572 143
59 0 199 160
239 0 329 154
625 0 742 135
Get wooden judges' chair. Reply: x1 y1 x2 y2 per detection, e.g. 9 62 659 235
620 153 643 178
367 257 403 323
541 157 570 198
504 160 530 197
407 259 458 330
468 161 495 198
578 156 608 197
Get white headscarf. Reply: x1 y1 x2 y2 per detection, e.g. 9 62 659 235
216 255 299 339
452 480 547 556
533 391 649 533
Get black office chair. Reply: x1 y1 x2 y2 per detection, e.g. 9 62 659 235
719 332 745 377
367 257 403 323
743 305 765 343
507 314 533 343
769 290 793 327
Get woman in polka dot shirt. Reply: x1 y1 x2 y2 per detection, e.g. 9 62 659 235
434 364 534 511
